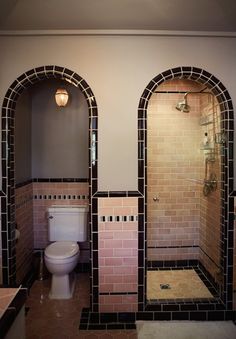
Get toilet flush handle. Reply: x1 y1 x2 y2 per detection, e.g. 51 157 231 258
48 215 53 219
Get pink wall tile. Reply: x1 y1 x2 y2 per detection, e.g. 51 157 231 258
15 183 34 284
98 197 138 311
33 182 89 248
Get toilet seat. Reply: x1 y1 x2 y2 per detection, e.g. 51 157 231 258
45 241 79 260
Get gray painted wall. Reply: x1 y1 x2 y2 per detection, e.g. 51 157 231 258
31 80 89 178
15 91 32 184
15 79 89 181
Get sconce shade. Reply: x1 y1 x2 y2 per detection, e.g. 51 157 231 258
55 88 69 107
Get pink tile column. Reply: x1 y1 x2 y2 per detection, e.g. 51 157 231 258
98 197 138 312
15 183 34 284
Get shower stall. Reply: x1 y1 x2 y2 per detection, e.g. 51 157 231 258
146 79 223 302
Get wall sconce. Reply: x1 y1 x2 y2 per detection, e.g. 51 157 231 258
55 88 69 107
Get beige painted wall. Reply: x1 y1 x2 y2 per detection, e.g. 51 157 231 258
0 34 236 191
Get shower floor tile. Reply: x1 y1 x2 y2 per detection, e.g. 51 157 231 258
147 269 214 300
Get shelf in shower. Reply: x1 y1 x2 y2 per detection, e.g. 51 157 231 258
199 117 213 126
200 144 214 151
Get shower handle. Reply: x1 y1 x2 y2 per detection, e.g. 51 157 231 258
153 196 160 202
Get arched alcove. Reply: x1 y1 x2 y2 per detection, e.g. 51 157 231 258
137 66 234 312
1 66 98 288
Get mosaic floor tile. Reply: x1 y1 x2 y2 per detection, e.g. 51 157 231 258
147 269 214 300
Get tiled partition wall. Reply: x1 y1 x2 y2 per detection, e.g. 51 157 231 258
98 197 138 312
15 182 34 284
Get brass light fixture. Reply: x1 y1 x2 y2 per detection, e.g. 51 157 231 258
55 88 69 107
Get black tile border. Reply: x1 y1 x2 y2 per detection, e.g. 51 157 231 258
79 307 236 330
15 177 89 188
0 66 98 293
137 66 234 313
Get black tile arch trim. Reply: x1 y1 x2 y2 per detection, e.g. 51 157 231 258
137 66 234 314
1 65 98 299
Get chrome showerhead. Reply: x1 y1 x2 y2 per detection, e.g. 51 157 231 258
176 93 190 113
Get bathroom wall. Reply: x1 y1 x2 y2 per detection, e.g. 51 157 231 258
13 80 90 282
31 79 89 179
0 34 235 192
98 197 138 312
15 92 34 283
33 181 89 249
15 92 32 184
147 79 204 261
15 183 34 284
0 33 235 305
147 79 222 286
199 95 222 286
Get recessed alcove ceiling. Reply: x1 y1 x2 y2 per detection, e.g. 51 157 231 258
0 0 236 33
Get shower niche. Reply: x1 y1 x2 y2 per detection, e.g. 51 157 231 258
146 79 224 302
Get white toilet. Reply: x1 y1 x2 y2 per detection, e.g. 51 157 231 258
44 205 88 299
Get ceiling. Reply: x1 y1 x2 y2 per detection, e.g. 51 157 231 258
0 0 236 33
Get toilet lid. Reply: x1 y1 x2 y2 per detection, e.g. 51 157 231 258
45 241 79 259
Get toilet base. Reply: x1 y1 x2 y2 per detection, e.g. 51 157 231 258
49 272 76 299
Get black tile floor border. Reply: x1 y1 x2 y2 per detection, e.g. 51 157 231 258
79 307 236 330
78 257 235 330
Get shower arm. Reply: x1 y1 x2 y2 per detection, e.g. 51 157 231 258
154 86 213 96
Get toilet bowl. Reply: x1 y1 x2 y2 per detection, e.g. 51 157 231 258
44 241 80 299
44 205 88 299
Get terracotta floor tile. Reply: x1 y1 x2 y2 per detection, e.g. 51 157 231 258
26 272 137 338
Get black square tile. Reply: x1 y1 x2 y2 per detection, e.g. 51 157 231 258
154 312 171 320
190 311 207 321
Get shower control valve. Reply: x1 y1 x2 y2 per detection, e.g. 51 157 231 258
153 196 160 202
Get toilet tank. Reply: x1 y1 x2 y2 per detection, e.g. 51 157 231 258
47 205 88 242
